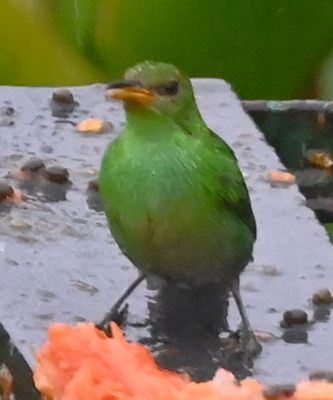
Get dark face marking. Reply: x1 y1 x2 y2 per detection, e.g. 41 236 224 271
154 80 179 96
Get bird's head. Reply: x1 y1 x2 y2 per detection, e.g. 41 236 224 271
107 61 202 125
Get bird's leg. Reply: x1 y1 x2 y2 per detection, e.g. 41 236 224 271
96 273 145 334
230 278 262 357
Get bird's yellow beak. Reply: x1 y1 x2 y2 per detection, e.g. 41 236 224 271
107 84 155 106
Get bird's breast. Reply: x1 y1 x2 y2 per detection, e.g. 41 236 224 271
99 134 253 283
101 136 215 249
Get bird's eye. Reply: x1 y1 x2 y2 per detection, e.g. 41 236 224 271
155 80 179 96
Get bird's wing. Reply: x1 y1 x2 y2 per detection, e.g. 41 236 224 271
208 129 257 239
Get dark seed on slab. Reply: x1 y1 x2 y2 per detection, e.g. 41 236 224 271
21 157 45 172
263 384 296 399
88 179 99 192
312 288 333 305
51 89 78 117
281 309 308 327
44 166 70 184
52 89 75 104
0 182 14 201
309 370 333 382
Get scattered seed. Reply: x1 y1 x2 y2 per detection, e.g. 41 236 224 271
77 118 113 134
15 158 45 181
281 309 308 327
44 166 70 184
51 89 78 117
21 157 45 173
0 182 14 202
312 288 333 305
52 89 75 104
0 182 25 204
269 171 296 185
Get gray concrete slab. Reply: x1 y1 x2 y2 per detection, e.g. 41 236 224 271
0 80 333 387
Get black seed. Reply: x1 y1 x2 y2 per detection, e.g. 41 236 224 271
21 157 45 173
0 182 14 201
52 89 75 104
282 309 308 327
51 89 78 117
44 166 70 184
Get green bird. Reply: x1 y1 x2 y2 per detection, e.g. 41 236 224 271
99 61 261 355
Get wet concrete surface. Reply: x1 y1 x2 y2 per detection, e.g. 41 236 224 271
1 81 333 391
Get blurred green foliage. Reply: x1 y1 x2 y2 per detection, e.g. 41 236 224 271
324 223 333 243
3 0 333 99
0 1 103 84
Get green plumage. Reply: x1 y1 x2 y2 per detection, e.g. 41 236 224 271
100 61 256 287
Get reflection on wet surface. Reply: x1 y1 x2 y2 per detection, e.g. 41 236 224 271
146 282 252 380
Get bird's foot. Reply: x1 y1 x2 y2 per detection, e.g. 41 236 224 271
95 273 145 335
95 303 129 336
241 330 262 362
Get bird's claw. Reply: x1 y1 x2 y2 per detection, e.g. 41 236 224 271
96 303 129 336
